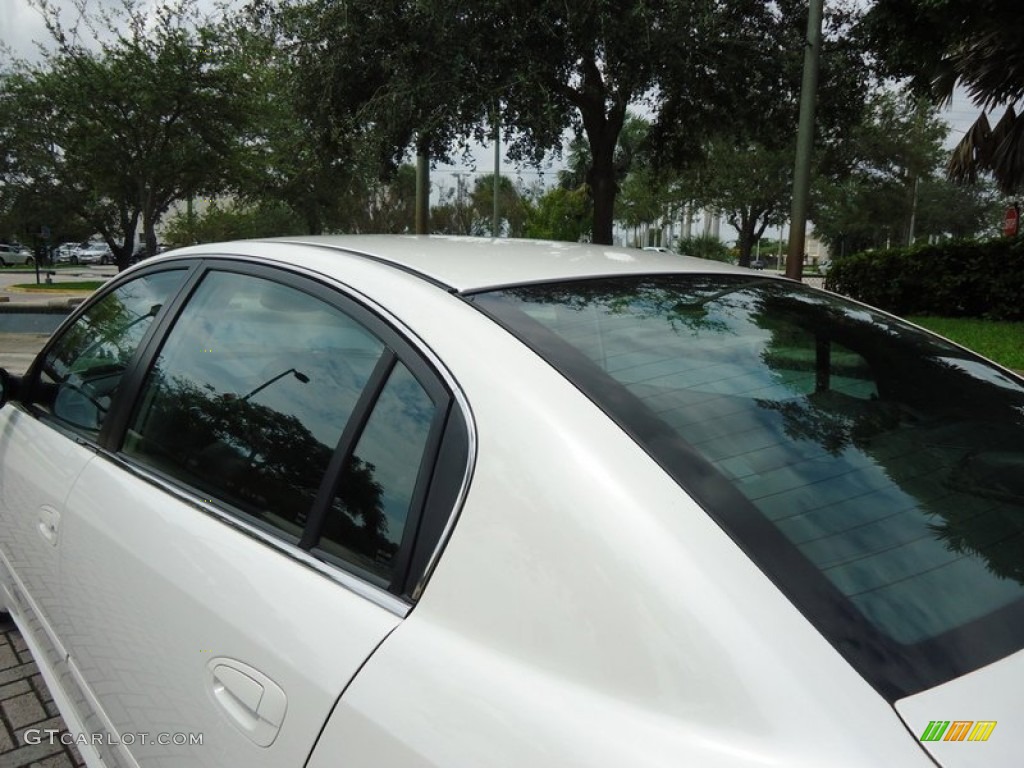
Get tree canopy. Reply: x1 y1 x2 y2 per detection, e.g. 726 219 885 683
271 0 869 245
812 89 998 254
864 0 1024 192
0 0 252 268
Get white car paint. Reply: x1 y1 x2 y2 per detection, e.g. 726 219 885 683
0 236 1019 767
897 650 1023 767
53 456 402 767
303 296 929 766
0 244 34 266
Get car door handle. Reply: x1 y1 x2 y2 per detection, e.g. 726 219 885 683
38 505 60 546
208 658 287 747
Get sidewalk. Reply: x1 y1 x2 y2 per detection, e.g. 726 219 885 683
0 616 85 767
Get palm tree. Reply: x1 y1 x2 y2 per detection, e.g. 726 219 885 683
868 0 1024 193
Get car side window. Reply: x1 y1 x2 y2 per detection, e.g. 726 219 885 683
315 361 439 584
37 270 185 435
122 270 387 540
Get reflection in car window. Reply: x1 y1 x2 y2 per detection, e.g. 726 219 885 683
123 271 386 539
317 362 436 585
38 271 185 434
473 275 1024 700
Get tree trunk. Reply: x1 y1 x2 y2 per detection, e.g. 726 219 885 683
589 153 616 244
736 213 757 267
574 57 625 245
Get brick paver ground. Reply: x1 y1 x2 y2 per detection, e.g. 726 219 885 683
0 616 85 767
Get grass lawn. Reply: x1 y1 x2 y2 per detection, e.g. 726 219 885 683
11 281 105 292
908 316 1024 371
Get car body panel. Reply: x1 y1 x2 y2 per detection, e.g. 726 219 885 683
302 291 930 766
0 244 34 265
2 236 1021 767
0 406 94 675
167 235 751 294
53 449 402 767
76 244 112 264
896 650 1023 767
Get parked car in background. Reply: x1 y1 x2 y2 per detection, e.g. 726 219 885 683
55 242 82 264
130 243 167 264
750 257 766 269
0 244 35 266
75 242 113 265
0 236 1022 767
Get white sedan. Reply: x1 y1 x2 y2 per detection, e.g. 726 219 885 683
75 242 114 265
0 236 1021 767
0 243 35 266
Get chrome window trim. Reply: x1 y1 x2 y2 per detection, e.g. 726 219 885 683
101 450 413 617
115 252 478 610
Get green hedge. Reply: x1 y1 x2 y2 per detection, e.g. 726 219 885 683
824 238 1024 321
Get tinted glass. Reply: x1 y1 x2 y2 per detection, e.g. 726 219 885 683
123 271 386 538
473 275 1024 699
38 271 184 434
317 362 437 584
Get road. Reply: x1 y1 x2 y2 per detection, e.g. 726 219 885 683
0 265 115 373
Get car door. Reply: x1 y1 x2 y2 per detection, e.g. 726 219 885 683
55 262 462 767
0 268 188 692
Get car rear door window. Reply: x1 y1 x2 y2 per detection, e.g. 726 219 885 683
122 270 387 539
314 361 438 585
36 270 185 436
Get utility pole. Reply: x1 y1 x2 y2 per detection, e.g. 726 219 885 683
907 176 919 246
416 140 430 235
786 0 824 281
493 104 501 237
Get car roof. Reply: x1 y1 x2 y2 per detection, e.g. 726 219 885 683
177 235 754 293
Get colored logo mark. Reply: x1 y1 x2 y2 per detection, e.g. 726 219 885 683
920 721 996 742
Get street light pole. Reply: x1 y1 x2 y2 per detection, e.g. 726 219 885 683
786 0 824 281
493 103 501 237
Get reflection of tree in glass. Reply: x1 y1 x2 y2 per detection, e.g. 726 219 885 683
500 277 759 337
929 439 1024 585
141 376 331 522
498 275 1024 590
746 289 1024 586
322 457 398 569
134 371 396 561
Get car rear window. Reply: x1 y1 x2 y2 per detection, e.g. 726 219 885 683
471 275 1024 700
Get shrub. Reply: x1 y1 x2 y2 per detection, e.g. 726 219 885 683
824 238 1024 320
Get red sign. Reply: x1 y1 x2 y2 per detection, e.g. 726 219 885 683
1005 206 1020 237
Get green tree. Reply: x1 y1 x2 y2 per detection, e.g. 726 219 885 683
277 1 841 246
336 164 418 234
468 174 529 237
523 186 591 243
0 182 91 254
864 0 1024 192
0 0 252 269
676 234 733 263
812 90 955 255
679 140 793 265
616 165 675 247
162 200 305 247
224 16 366 234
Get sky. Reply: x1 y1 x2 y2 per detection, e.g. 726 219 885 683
1 0 111 62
